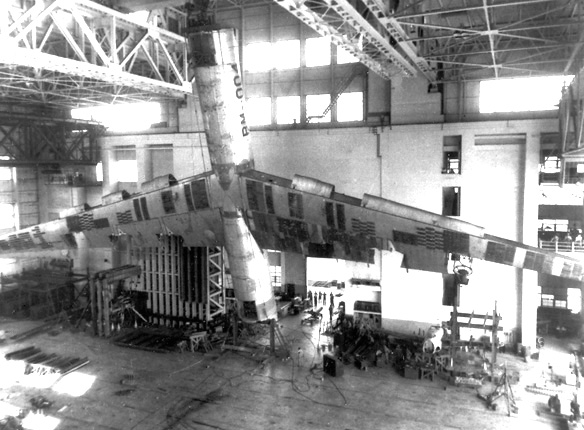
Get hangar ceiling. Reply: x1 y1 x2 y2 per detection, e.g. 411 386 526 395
0 0 582 110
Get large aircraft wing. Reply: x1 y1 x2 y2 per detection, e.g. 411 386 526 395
240 170 583 282
1 168 581 284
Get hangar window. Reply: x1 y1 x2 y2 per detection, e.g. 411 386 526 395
71 102 161 132
276 96 300 124
306 94 331 123
306 37 331 67
244 42 272 72
442 186 460 216
95 162 103 183
479 75 572 113
246 97 272 126
540 293 554 307
568 288 582 313
539 148 561 184
0 156 13 181
337 92 363 122
442 135 461 174
540 219 569 235
273 40 300 70
0 203 15 230
563 161 584 184
0 167 11 181
112 147 137 183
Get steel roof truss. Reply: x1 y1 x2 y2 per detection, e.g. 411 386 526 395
1 0 190 108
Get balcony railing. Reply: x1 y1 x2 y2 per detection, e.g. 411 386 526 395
540 239 584 253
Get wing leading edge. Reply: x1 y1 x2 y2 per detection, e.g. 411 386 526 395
240 171 584 282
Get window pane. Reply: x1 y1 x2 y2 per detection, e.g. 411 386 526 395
568 288 582 313
273 40 300 70
246 97 272 125
95 162 103 182
337 47 358 64
113 160 138 182
113 148 137 183
479 75 573 113
244 42 272 72
0 156 12 180
276 96 300 124
541 294 554 307
306 94 331 123
306 37 331 67
337 92 363 122
0 203 15 229
71 102 161 132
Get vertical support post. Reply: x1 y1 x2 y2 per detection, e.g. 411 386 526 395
232 312 238 345
270 318 276 354
96 277 103 337
103 281 111 337
491 302 498 374
90 276 97 335
450 304 458 369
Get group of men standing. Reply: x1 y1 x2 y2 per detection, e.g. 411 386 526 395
307 290 338 324
307 290 334 308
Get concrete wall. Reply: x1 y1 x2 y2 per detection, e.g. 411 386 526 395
100 132 210 195
390 75 443 124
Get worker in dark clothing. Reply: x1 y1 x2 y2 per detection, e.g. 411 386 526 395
335 306 345 329
330 292 334 307
329 302 334 324
308 290 312 303
323 292 326 306
313 294 317 308
318 291 322 303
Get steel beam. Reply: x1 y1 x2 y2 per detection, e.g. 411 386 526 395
359 0 436 82
206 246 225 321
273 0 417 80
482 0 499 78
1 0 191 108
0 112 104 165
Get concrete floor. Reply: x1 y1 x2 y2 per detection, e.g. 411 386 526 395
0 312 580 430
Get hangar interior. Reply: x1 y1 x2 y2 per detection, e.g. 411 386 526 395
0 0 584 429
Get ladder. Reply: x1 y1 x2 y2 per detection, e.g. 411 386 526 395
307 62 363 123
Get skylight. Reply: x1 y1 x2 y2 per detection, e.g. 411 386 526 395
479 75 573 113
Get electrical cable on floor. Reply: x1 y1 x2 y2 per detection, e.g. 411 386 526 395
210 362 265 389
288 354 348 407
169 358 204 375
209 345 346 406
